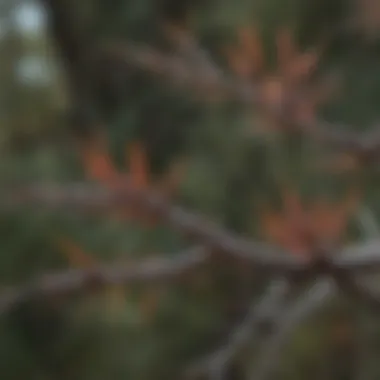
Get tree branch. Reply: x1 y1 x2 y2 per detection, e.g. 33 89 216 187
185 278 291 380
102 41 380 157
2 181 307 273
248 279 336 380
330 209 380 311
0 246 209 315
332 241 380 271
7 182 380 274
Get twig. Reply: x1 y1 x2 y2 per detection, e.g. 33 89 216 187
165 28 222 77
330 208 380 311
331 268 380 312
186 278 291 380
101 42 259 104
355 206 380 380
102 41 380 157
332 241 380 272
0 246 209 315
357 207 380 239
248 279 336 380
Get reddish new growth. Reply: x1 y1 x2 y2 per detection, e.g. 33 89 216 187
259 187 360 257
80 133 185 224
55 135 186 321
225 27 336 133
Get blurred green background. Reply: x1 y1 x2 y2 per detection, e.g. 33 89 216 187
1 0 380 379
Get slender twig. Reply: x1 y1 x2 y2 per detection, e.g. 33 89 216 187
355 207 380 380
101 42 259 104
332 241 380 272
186 278 291 380
166 28 222 77
102 41 380 157
357 207 380 239
248 279 336 380
329 208 380 311
0 246 209 315
331 269 380 311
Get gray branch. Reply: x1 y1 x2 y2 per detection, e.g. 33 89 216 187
0 246 209 314
248 279 336 380
186 278 291 380
1 181 306 273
